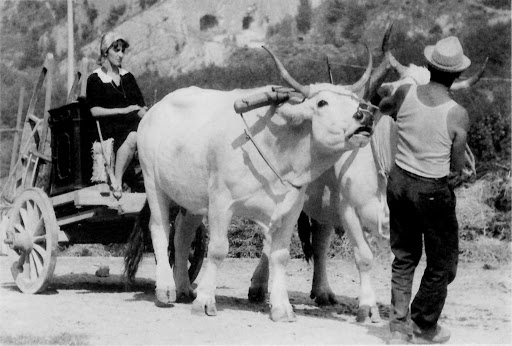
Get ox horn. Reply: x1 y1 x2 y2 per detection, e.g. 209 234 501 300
451 57 488 90
387 51 408 78
263 46 311 97
381 22 394 54
348 44 373 94
365 23 396 100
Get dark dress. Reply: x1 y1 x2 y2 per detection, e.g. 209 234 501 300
86 67 145 152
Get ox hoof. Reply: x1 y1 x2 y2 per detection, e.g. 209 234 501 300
112 184 122 200
156 288 176 305
176 290 196 304
311 290 338 306
370 305 382 323
356 305 381 323
356 305 370 323
191 301 217 316
248 286 268 303
270 304 297 322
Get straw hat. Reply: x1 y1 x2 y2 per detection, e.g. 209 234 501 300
424 36 471 73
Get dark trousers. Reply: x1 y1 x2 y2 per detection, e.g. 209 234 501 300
387 165 459 334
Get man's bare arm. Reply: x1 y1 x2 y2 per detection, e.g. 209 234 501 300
447 106 470 172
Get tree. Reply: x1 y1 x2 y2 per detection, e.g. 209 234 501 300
296 0 312 34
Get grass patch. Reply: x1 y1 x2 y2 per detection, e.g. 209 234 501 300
459 236 511 263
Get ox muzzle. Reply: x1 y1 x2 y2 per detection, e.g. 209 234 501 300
352 102 378 137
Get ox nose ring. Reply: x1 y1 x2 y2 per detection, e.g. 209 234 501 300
354 102 378 126
354 109 373 126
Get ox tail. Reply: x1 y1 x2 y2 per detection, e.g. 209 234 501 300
124 201 151 282
297 211 314 263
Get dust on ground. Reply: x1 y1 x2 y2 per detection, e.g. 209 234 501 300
0 256 511 345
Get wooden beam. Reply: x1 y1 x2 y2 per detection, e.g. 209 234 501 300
9 87 25 173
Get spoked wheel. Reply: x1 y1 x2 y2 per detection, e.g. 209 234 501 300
169 222 207 284
5 188 58 294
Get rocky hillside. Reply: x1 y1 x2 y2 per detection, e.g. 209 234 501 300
2 0 510 79
54 0 324 77
70 0 512 78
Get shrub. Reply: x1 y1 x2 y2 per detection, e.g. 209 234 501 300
481 0 511 10
314 0 345 47
296 0 313 34
200 14 218 31
139 0 158 10
52 1 67 22
313 0 367 45
342 2 367 42
85 1 98 24
266 15 295 39
105 4 127 30
242 15 254 30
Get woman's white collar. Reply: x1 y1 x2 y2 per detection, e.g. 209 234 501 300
93 67 129 83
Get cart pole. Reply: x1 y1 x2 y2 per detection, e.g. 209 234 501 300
9 87 25 173
67 0 75 95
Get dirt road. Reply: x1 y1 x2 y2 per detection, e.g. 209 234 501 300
0 256 511 345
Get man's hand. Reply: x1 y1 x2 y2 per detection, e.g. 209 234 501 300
377 85 393 99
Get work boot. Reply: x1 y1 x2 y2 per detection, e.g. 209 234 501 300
387 331 412 344
411 323 451 344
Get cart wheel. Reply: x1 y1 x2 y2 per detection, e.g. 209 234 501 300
169 223 207 284
5 187 58 294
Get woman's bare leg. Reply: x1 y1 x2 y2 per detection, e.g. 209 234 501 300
114 131 137 195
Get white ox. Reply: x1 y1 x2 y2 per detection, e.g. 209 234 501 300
136 47 377 321
248 49 485 323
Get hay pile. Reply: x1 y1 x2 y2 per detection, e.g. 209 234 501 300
456 173 511 263
456 179 496 234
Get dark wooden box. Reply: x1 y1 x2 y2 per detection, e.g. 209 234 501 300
48 100 96 196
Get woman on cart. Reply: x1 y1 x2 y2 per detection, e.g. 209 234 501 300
86 32 147 197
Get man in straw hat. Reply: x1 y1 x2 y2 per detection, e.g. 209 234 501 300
378 36 471 344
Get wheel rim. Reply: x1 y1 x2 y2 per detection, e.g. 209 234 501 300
7 188 58 294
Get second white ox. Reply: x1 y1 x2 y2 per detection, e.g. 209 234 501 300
137 47 376 321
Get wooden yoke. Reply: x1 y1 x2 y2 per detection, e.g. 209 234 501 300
233 86 298 114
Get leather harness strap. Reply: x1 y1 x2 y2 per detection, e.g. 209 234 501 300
239 112 302 189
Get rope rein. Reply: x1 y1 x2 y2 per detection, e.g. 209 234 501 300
239 112 302 189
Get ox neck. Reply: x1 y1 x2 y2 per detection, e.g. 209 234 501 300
241 109 346 191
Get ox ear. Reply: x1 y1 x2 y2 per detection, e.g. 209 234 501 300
277 101 312 126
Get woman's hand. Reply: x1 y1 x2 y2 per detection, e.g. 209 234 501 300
137 106 148 118
125 105 142 114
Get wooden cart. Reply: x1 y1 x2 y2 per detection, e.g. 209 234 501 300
0 55 206 294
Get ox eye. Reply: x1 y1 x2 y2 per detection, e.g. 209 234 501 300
317 100 328 107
